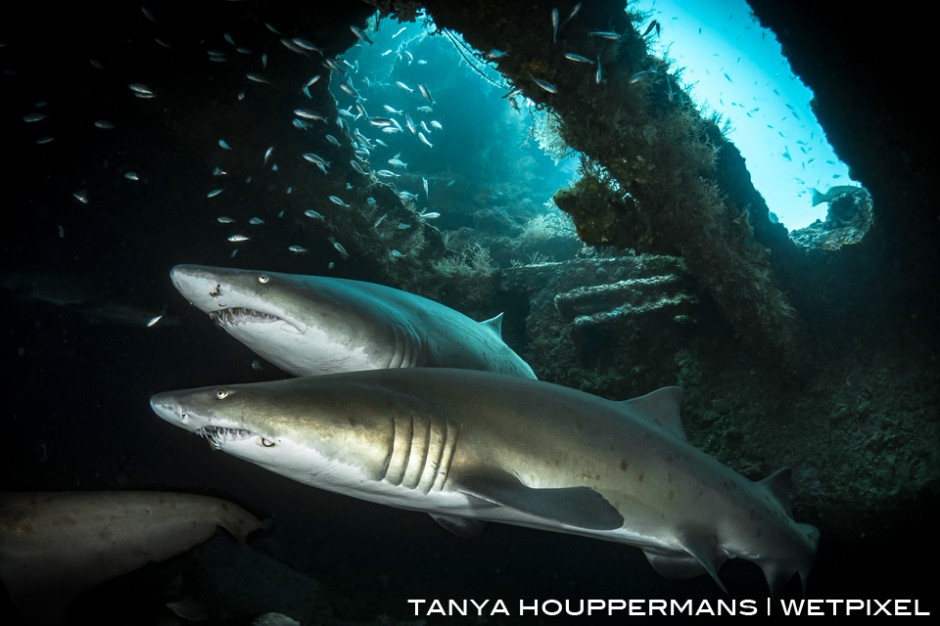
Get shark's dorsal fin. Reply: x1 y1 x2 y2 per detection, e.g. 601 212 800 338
429 514 486 539
758 468 793 516
456 470 624 531
620 386 686 440
479 312 504 338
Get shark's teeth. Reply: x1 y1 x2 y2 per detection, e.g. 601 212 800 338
196 426 254 449
210 307 280 326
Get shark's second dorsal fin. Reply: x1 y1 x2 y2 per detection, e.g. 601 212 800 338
758 468 793 516
479 312 504 338
620 386 686 440
456 470 624 531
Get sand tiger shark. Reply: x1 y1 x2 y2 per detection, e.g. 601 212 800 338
169 264 536 378
0 491 260 625
150 368 818 594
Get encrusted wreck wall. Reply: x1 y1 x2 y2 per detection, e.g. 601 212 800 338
420 0 805 368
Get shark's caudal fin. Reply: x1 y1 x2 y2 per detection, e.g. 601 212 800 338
755 469 820 597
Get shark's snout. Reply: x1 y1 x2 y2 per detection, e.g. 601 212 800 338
150 392 183 424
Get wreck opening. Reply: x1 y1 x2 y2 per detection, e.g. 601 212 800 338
332 12 588 268
635 0 872 248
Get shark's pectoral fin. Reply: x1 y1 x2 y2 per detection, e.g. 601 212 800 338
429 514 486 538
456 471 624 531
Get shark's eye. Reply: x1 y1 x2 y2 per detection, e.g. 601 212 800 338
260 438 275 447
216 390 230 400
258 274 270 284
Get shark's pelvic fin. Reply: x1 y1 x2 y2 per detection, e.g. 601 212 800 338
430 514 486 538
456 470 624 531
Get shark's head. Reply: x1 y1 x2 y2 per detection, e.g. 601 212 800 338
150 378 392 489
170 264 399 375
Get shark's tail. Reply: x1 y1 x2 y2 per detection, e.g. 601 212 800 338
758 522 819 597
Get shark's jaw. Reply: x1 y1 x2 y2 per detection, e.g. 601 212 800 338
195 424 256 450
207 306 304 335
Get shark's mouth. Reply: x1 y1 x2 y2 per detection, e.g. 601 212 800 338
210 307 281 327
196 425 255 450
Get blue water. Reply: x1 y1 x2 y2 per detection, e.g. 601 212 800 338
633 0 855 230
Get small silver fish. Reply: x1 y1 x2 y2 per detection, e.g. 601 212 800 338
418 132 433 148
429 120 443 131
218 139 232 150
303 209 325 221
294 108 326 122
212 167 228 177
73 189 89 204
249 217 265 225
589 31 621 40
146 314 163 328
418 83 434 103
350 24 373 45
124 172 140 181
328 195 349 207
551 7 558 44
288 245 308 254
23 112 46 123
263 146 274 164
329 237 350 260
246 73 270 84
563 52 594 64
395 81 413 93
216 216 236 224
349 160 367 176
390 249 405 259
292 38 322 54
207 189 224 198
94 119 115 129
128 83 154 96
338 82 359 99
531 75 558 94
228 234 250 242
